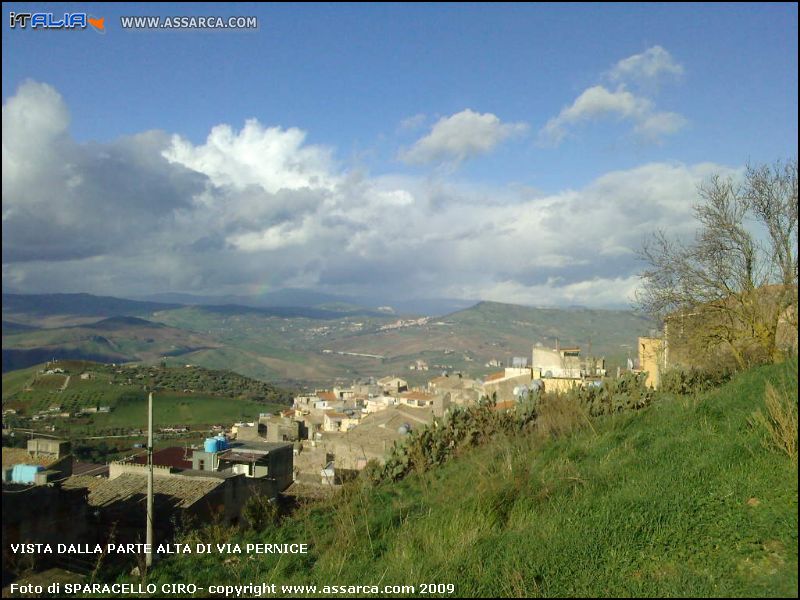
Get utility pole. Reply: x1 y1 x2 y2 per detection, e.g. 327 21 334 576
146 392 154 568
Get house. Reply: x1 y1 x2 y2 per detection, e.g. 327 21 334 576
259 415 303 443
61 472 231 544
398 391 436 408
377 376 408 394
529 343 606 394
27 438 71 459
323 411 360 433
293 395 319 412
428 375 482 405
363 395 398 413
482 368 538 403
532 345 584 378
190 441 294 493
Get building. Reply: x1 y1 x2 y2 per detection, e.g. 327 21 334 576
317 405 434 472
27 438 70 459
638 337 666 389
529 343 606 394
1 441 73 486
377 376 408 394
190 440 294 493
532 346 583 378
3 484 92 577
398 391 436 408
481 368 538 403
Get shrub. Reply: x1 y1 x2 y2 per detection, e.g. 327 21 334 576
750 380 798 463
242 493 281 531
660 366 734 396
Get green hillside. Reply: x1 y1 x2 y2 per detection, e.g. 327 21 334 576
1 361 292 438
149 360 797 597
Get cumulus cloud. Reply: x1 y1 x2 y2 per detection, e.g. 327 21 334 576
540 47 686 145
540 85 687 144
400 109 528 165
609 45 684 84
3 81 729 308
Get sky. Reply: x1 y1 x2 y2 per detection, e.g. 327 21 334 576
2 3 797 308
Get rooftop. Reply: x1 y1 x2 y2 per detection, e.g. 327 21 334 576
62 472 223 508
71 460 109 477
131 446 193 470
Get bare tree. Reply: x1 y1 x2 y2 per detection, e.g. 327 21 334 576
636 159 798 369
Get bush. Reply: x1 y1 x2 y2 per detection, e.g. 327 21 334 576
366 397 535 484
750 379 798 463
660 367 734 395
243 493 280 531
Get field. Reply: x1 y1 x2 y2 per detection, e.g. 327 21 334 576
150 360 798 597
1 360 290 440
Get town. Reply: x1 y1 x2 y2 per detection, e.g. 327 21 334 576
1 333 670 571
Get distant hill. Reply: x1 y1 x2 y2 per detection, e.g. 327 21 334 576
1 320 39 334
2 293 181 319
3 292 656 386
1 315 219 373
138 288 365 311
137 289 473 316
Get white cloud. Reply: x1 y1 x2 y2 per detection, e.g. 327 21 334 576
609 45 684 83
3 81 731 308
540 47 686 145
401 109 528 165
164 119 337 193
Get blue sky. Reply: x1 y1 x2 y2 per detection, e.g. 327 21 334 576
2 3 797 307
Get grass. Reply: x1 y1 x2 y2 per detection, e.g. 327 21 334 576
91 392 284 429
148 360 798 597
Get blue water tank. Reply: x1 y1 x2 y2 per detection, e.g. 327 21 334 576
204 438 219 453
12 464 43 484
215 435 228 450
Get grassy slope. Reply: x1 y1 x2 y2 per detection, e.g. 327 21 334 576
2 361 289 435
152 361 798 597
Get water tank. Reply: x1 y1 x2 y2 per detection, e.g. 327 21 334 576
397 423 412 435
215 435 228 451
204 438 219 453
11 464 44 484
